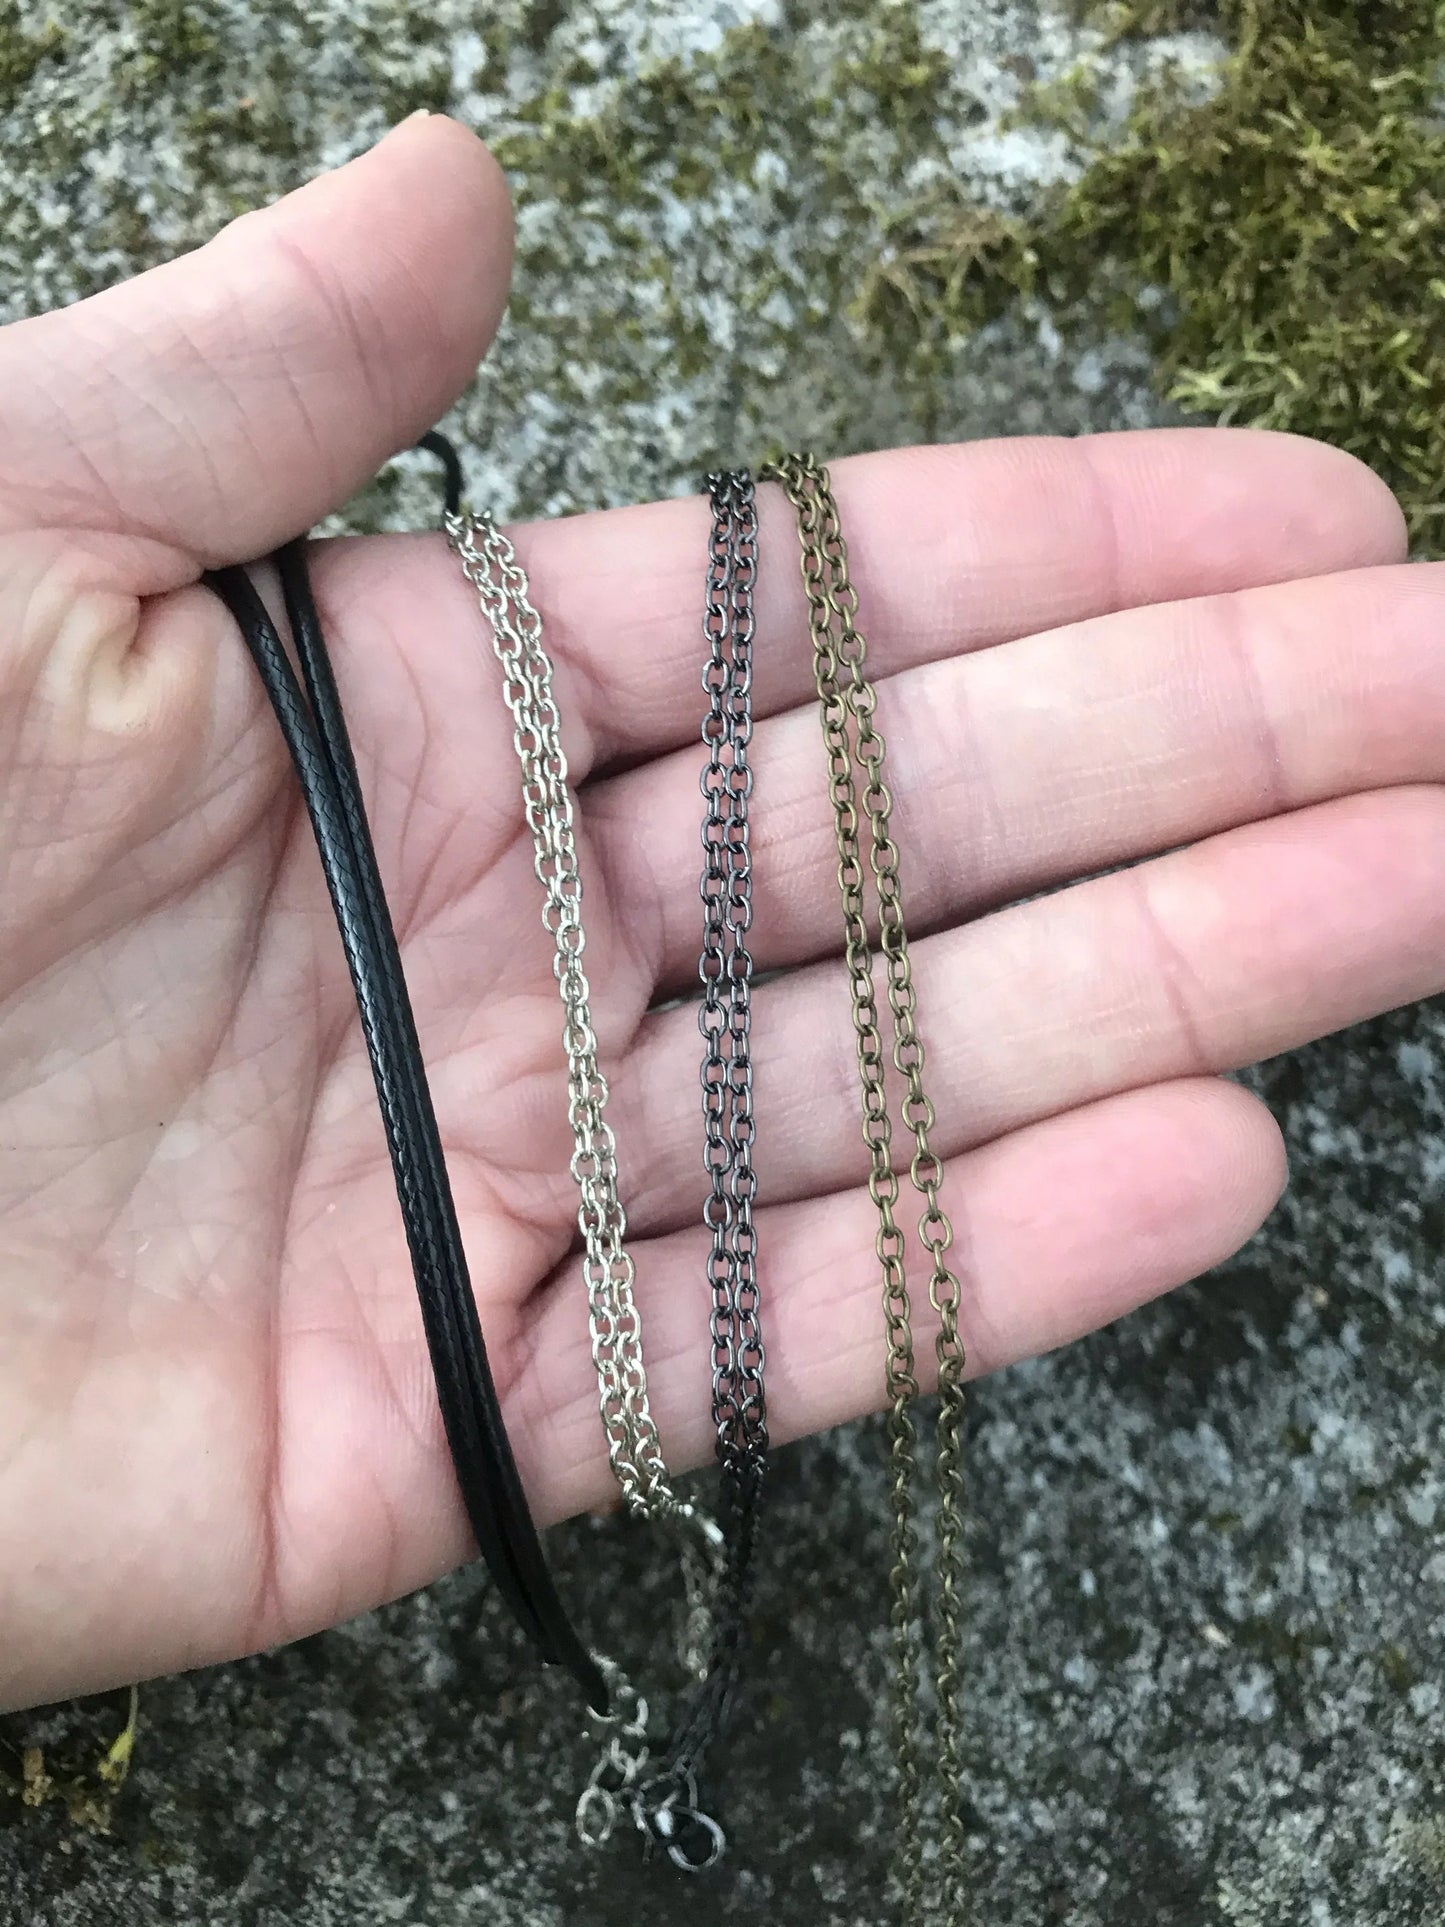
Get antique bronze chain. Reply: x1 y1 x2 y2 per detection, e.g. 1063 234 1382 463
761 453 970 1922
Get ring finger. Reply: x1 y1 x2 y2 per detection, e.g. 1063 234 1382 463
585 559 1445 989
609 783 1445 1234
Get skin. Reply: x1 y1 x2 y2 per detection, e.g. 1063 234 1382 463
0 114 1439 1717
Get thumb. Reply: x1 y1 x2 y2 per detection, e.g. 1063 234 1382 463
0 114 511 592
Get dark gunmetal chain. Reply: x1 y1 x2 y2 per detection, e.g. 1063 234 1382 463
635 469 769 1860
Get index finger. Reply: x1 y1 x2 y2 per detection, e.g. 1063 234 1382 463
498 428 1406 772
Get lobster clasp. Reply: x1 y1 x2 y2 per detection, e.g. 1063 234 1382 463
673 1497 726 1556
634 1771 728 1874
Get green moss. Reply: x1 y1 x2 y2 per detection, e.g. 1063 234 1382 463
124 0 222 86
1007 59 1106 142
836 10 952 111
858 0 1445 548
1380 1642 1418 1693
184 94 307 188
478 5 962 453
0 1686 139 1834
13 0 1438 539
355 11 452 122
0 11 67 109
1076 0 1217 39
490 27 779 209
1394 1813 1445 1875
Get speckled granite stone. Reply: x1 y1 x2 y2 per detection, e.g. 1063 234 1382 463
2 4 1443 1924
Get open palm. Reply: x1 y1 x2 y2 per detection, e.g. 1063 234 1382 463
2 117 1438 1717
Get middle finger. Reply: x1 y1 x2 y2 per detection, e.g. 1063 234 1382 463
584 560 1442 989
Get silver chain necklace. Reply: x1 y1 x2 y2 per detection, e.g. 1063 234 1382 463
446 501 753 1871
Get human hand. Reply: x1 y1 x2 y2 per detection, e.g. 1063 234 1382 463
0 116 1434 1714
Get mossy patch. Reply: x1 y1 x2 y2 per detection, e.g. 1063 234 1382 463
0 10 67 110
0 1686 139 1834
859 0 1445 546
480 4 964 395
6 0 1443 529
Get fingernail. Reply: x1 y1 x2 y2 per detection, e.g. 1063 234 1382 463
377 108 432 147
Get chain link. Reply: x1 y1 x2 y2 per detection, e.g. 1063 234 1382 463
445 506 723 1850
761 453 970 1923
575 1659 651 1848
699 469 767 1498
446 507 675 1517
640 470 770 1825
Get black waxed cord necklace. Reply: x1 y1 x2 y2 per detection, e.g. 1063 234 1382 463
202 437 771 1872
201 434 609 1716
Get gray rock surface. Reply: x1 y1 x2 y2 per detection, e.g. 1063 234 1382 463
3 4 1443 1924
